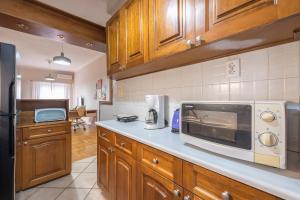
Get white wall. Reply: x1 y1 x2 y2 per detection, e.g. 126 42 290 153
18 67 74 103
113 41 300 152
73 55 113 120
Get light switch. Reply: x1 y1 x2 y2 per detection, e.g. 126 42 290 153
226 59 240 78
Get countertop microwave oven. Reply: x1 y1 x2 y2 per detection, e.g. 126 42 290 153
180 101 287 169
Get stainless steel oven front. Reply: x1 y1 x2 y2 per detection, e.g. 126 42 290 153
180 101 287 169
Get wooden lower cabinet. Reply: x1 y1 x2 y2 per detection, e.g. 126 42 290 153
15 128 22 192
137 163 183 200
115 150 136 200
21 133 71 189
97 127 282 200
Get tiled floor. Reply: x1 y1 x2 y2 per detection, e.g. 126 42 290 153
16 156 108 200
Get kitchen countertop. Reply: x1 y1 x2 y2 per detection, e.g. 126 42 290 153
96 120 300 200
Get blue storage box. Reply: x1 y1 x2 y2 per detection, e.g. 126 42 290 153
35 108 66 123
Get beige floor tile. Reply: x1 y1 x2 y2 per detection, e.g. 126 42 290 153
93 183 100 189
27 188 63 200
39 173 80 188
92 158 97 163
84 163 97 173
85 189 108 200
16 188 39 200
72 162 90 173
74 156 96 163
68 173 97 188
56 188 90 200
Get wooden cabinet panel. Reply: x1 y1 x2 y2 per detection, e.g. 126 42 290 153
205 0 278 42
122 0 148 67
15 128 22 192
115 133 137 158
137 144 182 184
148 0 195 59
23 123 68 140
114 149 136 200
183 161 281 200
137 163 183 200
99 127 115 144
195 0 209 46
22 134 71 189
107 13 123 74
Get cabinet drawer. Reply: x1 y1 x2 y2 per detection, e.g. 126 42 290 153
183 161 281 200
137 143 182 184
23 123 69 140
98 127 115 144
114 134 137 158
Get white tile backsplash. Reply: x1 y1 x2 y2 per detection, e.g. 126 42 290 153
113 41 300 152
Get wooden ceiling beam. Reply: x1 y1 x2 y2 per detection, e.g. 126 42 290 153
0 0 106 52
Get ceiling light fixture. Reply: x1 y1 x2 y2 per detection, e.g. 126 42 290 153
45 59 56 81
53 42 71 66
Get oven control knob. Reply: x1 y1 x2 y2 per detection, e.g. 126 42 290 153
260 111 276 122
258 132 278 147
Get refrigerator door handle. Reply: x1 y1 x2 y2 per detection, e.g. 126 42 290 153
8 80 15 114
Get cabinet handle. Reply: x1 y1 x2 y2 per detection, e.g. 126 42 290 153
108 147 114 154
101 132 108 137
172 189 181 197
221 191 231 200
152 158 159 164
195 35 204 44
47 129 52 133
23 141 28 145
120 142 126 147
183 195 191 200
186 40 194 48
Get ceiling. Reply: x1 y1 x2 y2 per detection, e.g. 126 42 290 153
36 0 113 26
0 27 105 72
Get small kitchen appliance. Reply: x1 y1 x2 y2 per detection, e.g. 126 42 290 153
180 101 288 169
145 95 166 129
171 109 180 133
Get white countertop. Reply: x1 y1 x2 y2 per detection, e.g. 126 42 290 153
96 120 300 200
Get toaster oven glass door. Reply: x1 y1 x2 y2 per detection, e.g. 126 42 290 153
181 103 252 150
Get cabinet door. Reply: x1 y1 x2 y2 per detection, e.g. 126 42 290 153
137 163 183 200
114 149 136 200
22 134 71 189
15 128 22 191
98 141 115 200
148 0 195 60
122 0 148 67
206 0 278 42
107 12 123 74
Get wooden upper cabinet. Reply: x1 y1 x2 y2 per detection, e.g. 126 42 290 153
148 0 195 59
205 0 278 42
121 0 148 67
107 13 122 74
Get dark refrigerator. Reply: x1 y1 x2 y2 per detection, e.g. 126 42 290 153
0 43 16 200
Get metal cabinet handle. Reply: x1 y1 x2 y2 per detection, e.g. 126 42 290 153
195 35 204 45
120 142 126 147
47 129 52 133
152 158 159 164
183 195 191 200
23 141 28 145
108 147 114 154
221 191 231 200
186 40 194 48
101 132 108 137
172 189 181 197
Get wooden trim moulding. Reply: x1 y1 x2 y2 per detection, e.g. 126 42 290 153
0 0 106 52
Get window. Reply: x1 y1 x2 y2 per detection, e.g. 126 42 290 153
31 81 72 100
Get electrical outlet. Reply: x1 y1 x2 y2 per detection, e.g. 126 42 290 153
226 59 240 78
117 85 125 97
